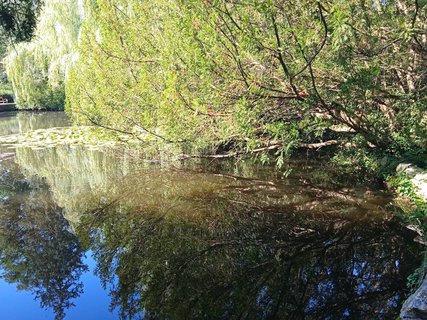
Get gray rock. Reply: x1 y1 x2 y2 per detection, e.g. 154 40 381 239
397 163 424 178
396 163 427 202
397 163 415 173
401 277 427 320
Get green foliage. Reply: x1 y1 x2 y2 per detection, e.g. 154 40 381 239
5 0 81 110
0 39 12 94
0 82 13 95
389 174 427 224
0 0 41 41
407 255 427 292
66 0 426 161
387 173 427 292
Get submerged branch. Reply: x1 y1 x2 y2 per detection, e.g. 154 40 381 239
177 140 355 160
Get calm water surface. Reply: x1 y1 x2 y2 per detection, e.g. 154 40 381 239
0 112 423 320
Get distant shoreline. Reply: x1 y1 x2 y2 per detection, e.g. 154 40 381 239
0 103 16 111
0 105 67 112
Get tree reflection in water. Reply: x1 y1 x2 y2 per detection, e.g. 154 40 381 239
0 113 423 320
74 170 422 320
0 164 88 320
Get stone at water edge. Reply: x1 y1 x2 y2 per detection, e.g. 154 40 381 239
396 163 427 201
400 277 427 320
396 163 427 319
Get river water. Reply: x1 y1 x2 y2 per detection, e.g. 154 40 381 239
0 112 423 320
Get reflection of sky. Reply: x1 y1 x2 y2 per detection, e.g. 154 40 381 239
0 252 118 320
0 278 54 320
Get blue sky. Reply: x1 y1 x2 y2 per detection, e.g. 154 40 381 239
0 253 119 320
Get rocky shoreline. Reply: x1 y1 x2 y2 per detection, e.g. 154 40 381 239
397 164 427 320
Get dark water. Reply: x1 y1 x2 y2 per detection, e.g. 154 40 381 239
0 112 423 320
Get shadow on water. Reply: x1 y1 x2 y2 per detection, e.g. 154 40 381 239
0 112 424 319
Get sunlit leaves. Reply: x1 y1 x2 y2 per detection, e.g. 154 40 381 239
66 0 426 161
4 0 81 110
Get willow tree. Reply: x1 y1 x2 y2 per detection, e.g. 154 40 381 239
67 0 426 160
0 41 12 95
5 0 81 110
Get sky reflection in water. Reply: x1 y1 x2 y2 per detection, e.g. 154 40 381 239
0 112 423 320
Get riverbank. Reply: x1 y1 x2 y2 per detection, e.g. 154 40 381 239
396 164 427 203
390 164 427 240
390 164 427 319
0 103 16 112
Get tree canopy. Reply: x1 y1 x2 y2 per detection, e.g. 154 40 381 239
2 0 426 166
0 0 41 42
65 0 426 165
4 0 80 109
